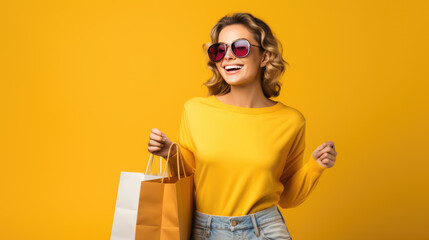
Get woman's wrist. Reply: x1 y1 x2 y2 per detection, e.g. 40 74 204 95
164 145 177 159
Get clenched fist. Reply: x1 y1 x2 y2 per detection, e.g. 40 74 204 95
312 141 337 168
148 128 176 159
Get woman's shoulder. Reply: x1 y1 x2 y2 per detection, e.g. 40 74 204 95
183 96 209 107
276 102 306 124
181 96 213 113
284 104 305 118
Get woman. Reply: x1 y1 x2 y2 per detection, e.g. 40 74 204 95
148 12 337 240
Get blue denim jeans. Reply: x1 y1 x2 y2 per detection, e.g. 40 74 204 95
191 205 292 240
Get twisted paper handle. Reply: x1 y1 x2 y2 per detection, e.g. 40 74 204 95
161 142 187 183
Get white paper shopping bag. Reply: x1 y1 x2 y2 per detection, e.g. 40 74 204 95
111 153 167 240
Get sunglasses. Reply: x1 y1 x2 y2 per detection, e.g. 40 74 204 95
207 38 262 62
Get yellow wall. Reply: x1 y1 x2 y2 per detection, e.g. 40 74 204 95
1 0 428 239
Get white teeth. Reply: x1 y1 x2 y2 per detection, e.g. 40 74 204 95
225 65 243 70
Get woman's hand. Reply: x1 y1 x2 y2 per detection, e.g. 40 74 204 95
312 141 337 168
148 128 176 158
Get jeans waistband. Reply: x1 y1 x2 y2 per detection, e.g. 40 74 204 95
193 206 284 238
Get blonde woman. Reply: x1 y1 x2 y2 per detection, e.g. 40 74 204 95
148 12 337 240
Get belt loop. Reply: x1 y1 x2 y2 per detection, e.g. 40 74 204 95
205 215 213 237
250 214 260 237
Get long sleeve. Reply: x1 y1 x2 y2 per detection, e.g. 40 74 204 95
165 104 196 177
278 119 326 209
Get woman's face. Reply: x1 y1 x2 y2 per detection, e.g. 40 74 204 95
215 24 267 86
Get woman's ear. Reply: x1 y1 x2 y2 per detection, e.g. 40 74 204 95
260 51 270 68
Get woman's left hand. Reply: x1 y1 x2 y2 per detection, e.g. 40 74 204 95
312 141 337 168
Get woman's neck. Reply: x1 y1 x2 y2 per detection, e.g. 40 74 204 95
215 91 276 108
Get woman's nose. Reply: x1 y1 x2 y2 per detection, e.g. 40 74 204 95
224 46 235 60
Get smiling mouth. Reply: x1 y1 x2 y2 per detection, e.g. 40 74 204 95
224 65 244 73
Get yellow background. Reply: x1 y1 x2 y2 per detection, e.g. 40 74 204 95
1 0 428 239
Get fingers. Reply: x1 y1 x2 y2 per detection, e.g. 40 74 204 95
148 139 164 148
317 152 336 164
316 155 335 168
325 141 335 148
322 157 335 167
148 128 167 154
317 141 337 168
316 141 337 159
149 133 164 146
150 128 166 143
319 152 335 163
151 128 162 136
315 142 326 152
315 141 337 168
320 141 335 150
148 145 163 153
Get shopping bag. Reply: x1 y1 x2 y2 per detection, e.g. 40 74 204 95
135 142 195 240
111 153 167 240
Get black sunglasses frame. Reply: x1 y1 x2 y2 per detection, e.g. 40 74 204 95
207 38 262 62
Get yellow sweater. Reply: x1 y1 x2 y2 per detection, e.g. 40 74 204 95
166 95 326 217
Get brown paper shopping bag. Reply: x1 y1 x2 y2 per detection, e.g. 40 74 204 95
111 153 166 240
135 142 194 240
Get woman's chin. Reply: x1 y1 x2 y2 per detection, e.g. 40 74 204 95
224 78 250 86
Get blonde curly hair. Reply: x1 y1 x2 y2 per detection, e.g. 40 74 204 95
202 12 289 98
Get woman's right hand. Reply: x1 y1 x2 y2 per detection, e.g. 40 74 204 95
148 128 177 159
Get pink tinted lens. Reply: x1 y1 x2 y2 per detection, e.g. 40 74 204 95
232 40 250 57
208 43 226 62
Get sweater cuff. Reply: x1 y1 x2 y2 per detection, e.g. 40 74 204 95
308 156 326 174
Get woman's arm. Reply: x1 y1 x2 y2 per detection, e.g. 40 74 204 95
164 105 196 177
278 120 326 209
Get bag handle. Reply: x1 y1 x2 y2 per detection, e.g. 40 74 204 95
145 153 164 175
161 142 187 183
